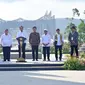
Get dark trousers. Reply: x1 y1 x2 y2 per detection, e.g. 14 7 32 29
3 47 11 61
18 43 26 59
55 45 62 61
71 45 78 57
32 45 38 60
43 47 50 61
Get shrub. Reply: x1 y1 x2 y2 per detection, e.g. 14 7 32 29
50 46 55 54
79 59 85 70
62 42 70 54
80 52 85 59
65 54 70 58
64 57 81 70
50 42 70 54
0 48 2 53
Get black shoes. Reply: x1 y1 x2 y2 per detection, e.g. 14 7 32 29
36 59 38 61
48 59 50 61
43 59 50 61
32 59 35 61
32 59 38 61
56 58 62 61
43 59 46 61
3 59 10 62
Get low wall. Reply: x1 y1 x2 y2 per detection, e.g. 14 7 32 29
0 51 42 59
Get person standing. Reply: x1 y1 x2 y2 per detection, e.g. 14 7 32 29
29 26 40 61
1 29 12 61
42 29 51 61
54 29 64 61
68 26 79 57
16 26 27 59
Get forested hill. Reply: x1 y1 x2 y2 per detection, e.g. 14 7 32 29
0 18 85 35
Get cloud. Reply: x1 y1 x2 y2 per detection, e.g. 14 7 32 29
0 0 85 20
0 0 26 3
55 0 85 2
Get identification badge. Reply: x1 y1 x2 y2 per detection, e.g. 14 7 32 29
71 37 73 40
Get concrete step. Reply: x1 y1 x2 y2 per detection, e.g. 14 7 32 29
0 63 64 67
0 63 64 71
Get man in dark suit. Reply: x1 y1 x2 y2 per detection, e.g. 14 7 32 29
29 26 40 61
68 26 79 57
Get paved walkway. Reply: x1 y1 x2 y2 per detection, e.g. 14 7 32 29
0 71 85 85
0 54 85 85
0 54 67 64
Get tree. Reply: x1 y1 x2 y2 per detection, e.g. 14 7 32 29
64 8 80 39
64 23 76 39
72 8 80 17
72 8 85 44
78 20 85 44
83 10 85 14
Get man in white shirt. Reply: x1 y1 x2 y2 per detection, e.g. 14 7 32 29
42 29 51 61
54 28 64 61
1 29 12 61
16 26 27 59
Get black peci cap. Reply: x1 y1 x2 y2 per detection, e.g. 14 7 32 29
33 26 37 29
5 29 8 31
19 26 23 28
71 26 76 29
56 28 60 31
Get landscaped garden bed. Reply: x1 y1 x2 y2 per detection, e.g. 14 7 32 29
64 54 85 70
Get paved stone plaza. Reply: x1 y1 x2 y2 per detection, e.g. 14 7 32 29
0 54 85 85
0 71 85 85
0 54 67 63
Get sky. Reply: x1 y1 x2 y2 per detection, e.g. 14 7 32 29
0 0 85 20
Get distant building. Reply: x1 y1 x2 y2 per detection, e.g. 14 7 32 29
0 11 56 38
35 11 56 37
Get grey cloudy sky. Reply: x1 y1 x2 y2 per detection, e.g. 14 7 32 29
0 0 85 20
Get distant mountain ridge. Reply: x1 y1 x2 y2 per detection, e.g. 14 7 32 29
0 17 85 36
55 18 84 32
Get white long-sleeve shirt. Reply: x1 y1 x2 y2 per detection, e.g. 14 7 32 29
1 33 12 47
16 31 27 43
42 34 51 47
54 34 64 46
